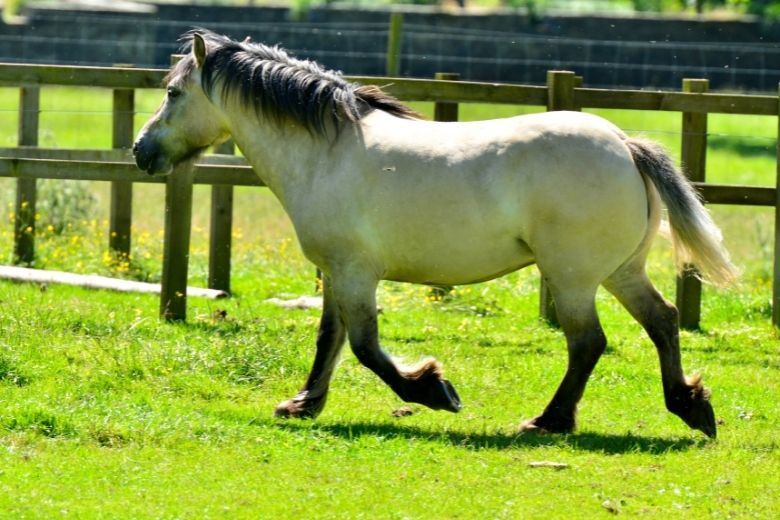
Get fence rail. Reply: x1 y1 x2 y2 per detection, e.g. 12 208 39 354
6 61 774 115
1 61 779 327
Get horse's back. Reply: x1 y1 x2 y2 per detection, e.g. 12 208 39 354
311 111 652 286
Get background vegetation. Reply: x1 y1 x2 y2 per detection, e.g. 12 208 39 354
0 84 778 518
6 0 780 18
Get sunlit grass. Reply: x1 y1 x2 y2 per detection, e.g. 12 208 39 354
0 254 778 517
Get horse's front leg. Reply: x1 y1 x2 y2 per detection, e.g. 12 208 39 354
331 269 461 413
275 276 347 419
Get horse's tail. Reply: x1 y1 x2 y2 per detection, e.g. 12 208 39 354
626 137 738 286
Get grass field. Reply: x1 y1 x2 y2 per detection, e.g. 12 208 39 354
0 85 779 518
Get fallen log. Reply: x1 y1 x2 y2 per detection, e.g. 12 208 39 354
0 265 228 299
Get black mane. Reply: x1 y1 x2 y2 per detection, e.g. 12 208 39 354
172 29 420 135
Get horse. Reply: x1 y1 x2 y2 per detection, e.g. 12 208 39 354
133 29 737 438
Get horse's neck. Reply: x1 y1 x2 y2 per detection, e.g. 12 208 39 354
227 114 323 205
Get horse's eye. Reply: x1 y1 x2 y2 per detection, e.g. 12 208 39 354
167 87 182 99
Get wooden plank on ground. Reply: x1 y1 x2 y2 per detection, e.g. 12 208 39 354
0 265 227 298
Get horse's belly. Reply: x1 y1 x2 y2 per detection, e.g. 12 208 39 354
381 237 535 285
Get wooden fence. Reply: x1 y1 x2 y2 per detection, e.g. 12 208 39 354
1 62 779 327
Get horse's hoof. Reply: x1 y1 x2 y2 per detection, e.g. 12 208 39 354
273 392 326 419
700 420 717 439
519 418 549 434
411 377 462 413
437 379 462 413
667 376 717 439
519 414 574 435
676 396 717 439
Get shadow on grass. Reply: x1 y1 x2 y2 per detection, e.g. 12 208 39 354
276 420 702 454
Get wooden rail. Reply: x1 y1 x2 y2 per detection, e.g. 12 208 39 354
1 154 767 205
2 61 773 113
1 61 779 327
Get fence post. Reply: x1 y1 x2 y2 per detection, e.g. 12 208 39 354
14 86 39 266
386 12 403 77
159 53 194 321
428 72 461 299
773 83 780 328
160 161 195 321
676 78 709 330
110 87 135 257
209 140 234 293
434 72 460 122
541 70 578 326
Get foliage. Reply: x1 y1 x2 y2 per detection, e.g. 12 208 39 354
10 0 780 17
744 0 780 16
633 0 665 11
1 0 22 21
687 0 780 16
35 179 98 235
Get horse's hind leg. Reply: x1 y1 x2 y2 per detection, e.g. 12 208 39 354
275 276 347 418
329 268 461 413
521 285 606 434
604 265 716 438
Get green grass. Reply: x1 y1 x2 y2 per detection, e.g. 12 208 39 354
1 86 779 518
1 267 778 518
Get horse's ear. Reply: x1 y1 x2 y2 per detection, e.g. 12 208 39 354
192 33 207 69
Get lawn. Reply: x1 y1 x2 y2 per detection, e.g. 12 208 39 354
0 85 779 518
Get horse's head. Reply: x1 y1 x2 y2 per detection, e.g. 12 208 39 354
133 33 229 175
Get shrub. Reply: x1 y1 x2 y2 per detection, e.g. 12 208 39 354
37 179 97 235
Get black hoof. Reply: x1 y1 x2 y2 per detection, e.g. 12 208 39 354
431 378 462 413
675 398 717 439
667 378 717 439
401 371 462 413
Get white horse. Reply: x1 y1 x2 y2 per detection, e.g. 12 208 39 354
133 30 737 437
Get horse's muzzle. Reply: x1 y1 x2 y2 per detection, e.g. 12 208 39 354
132 139 169 176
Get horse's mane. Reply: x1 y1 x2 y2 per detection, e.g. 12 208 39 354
172 29 420 135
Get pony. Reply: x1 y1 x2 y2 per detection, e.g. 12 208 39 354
133 29 738 437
